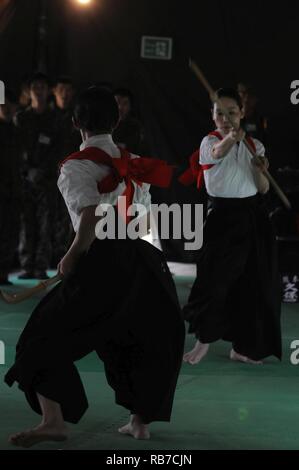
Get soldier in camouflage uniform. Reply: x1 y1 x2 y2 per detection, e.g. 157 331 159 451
16 73 59 279
0 90 21 284
113 88 149 155
51 77 81 266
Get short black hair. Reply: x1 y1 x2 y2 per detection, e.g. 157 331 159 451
114 87 134 103
215 87 243 109
29 72 50 87
237 81 254 94
73 86 119 132
95 81 113 91
54 76 73 87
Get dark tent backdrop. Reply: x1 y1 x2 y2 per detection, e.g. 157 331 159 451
0 0 298 260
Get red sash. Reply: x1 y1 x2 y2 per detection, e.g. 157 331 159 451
178 131 256 190
60 147 174 223
178 150 214 189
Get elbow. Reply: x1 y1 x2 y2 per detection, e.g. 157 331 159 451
258 183 270 195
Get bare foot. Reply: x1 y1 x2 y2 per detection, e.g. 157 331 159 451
118 415 150 440
8 423 68 448
230 349 263 365
183 341 209 365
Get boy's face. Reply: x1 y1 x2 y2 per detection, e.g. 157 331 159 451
115 95 131 120
212 97 244 134
53 83 74 110
30 80 49 104
237 83 248 104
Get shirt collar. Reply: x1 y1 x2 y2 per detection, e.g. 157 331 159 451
80 133 114 151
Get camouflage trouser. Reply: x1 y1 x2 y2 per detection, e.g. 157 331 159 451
19 182 52 272
0 198 20 277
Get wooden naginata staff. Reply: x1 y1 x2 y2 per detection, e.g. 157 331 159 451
189 59 291 210
0 273 62 304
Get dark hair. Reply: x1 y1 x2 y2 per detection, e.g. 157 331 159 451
95 81 113 91
29 72 50 87
237 81 254 94
214 87 243 109
114 87 133 98
73 86 119 132
54 76 73 87
114 87 134 105
114 87 139 117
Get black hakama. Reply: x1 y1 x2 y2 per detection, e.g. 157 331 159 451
183 195 282 361
5 239 185 424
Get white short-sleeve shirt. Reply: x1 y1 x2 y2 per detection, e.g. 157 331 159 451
200 132 265 198
57 134 151 231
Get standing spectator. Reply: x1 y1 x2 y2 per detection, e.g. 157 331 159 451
238 82 268 143
0 90 21 284
16 73 59 279
51 77 80 266
113 88 149 154
19 80 31 110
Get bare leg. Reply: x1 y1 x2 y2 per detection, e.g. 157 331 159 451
230 349 263 365
183 340 209 365
9 393 68 448
118 414 150 440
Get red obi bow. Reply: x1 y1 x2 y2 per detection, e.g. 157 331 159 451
60 147 174 223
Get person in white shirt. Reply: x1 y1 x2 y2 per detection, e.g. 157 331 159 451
183 88 281 366
5 86 185 447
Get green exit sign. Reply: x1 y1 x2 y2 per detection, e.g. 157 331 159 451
141 36 173 60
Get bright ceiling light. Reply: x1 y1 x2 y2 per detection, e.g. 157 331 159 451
77 0 92 5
